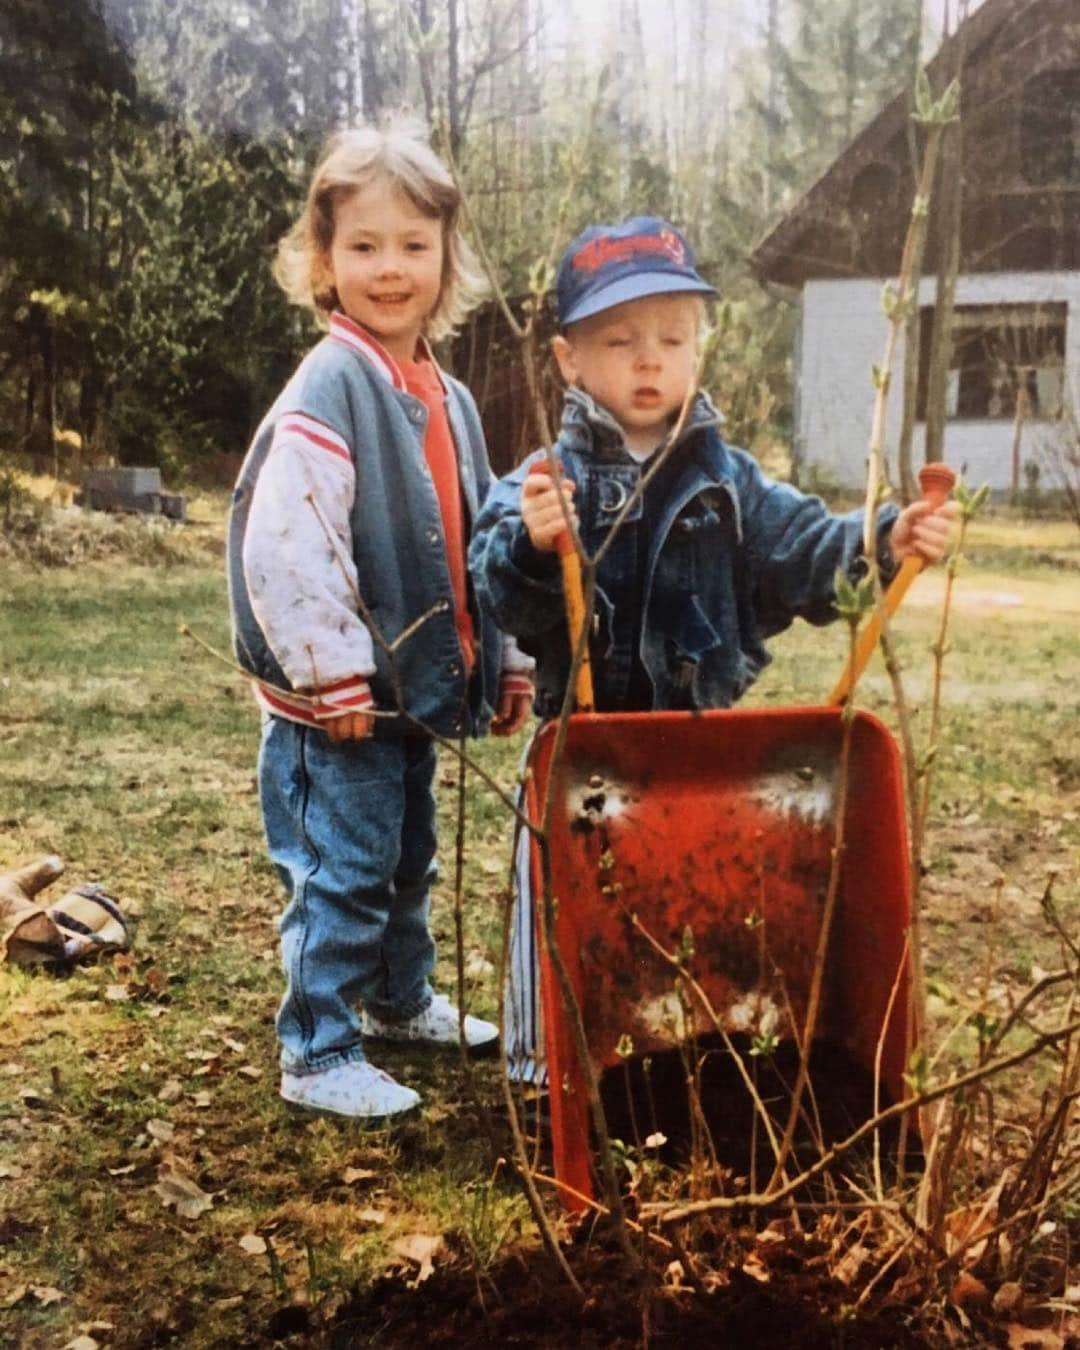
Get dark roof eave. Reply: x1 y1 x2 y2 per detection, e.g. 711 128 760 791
749 0 1024 286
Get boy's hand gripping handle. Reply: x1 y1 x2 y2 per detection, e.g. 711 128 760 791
829 463 957 706
531 460 595 712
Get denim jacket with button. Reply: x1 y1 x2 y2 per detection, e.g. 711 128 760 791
469 387 898 718
228 314 505 738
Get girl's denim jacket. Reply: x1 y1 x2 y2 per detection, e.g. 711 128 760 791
228 319 507 738
469 388 898 717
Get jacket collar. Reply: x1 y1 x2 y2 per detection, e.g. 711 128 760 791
328 312 447 397
558 385 723 463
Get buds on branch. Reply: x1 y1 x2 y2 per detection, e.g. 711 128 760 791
834 568 876 623
912 71 960 127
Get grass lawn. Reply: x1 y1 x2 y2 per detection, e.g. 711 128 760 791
1 508 1077 1347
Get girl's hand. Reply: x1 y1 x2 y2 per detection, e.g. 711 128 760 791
491 689 532 737
324 711 375 742
521 471 577 553
889 498 959 566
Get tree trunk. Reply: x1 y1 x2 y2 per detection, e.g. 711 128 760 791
1009 382 1029 506
843 0 859 145
43 322 58 479
447 0 461 157
718 0 731 195
360 0 382 118
923 21 965 466
24 362 37 448
923 130 961 464
764 0 781 216
414 0 435 128
897 0 926 503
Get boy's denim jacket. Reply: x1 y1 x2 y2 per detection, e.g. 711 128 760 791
469 387 898 717
228 315 511 738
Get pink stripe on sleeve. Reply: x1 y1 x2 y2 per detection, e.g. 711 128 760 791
278 417 351 463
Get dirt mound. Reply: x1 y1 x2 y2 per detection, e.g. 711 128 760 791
289 1242 930 1349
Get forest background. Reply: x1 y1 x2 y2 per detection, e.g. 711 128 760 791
1 0 951 487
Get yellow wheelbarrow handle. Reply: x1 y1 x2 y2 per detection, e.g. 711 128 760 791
530 459 595 712
829 463 957 706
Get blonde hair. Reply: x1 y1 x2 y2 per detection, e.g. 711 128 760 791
274 117 487 342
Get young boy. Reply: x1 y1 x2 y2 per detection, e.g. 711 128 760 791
468 214 954 1077
470 215 953 717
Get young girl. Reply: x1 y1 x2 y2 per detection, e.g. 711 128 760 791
227 120 533 1119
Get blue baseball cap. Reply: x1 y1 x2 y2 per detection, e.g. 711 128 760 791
555 216 716 327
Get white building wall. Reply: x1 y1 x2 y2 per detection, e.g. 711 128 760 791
798 270 1080 490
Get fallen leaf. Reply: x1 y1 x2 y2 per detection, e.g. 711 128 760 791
835 1242 871 1287
18 1087 47 1109
104 985 130 1003
190 1091 212 1109
154 1167 213 1219
392 1233 443 1285
464 953 494 980
356 1208 387 1226
62 1338 99 1350
1 1285 28 1309
146 1119 175 1143
157 1079 183 1103
342 1167 376 1185
993 1282 1024 1315
1006 1326 1064 1349
740 1253 770 1284
644 1132 667 1150
239 1233 267 1256
142 967 166 994
0 1165 22 1180
950 1271 990 1309
946 1191 1001 1264
222 1038 245 1054
237 1065 262 1080
31 1284 65 1306
212 1295 245 1310
108 1163 137 1176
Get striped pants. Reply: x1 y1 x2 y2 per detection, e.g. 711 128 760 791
505 755 546 1087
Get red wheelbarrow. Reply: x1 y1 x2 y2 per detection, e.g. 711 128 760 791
521 464 954 1209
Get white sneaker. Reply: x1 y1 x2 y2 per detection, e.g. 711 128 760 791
280 1060 420 1118
362 993 499 1052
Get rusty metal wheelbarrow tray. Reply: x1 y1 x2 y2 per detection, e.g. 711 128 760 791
523 704 914 1209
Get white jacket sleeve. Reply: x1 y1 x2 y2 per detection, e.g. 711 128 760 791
500 634 535 694
243 413 376 700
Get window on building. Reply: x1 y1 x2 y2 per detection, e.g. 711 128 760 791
1021 68 1080 186
916 302 1067 421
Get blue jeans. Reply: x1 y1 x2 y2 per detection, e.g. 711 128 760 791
258 716 438 1074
